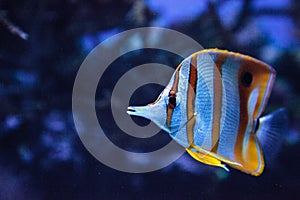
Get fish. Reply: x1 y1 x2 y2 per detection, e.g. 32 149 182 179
127 49 287 176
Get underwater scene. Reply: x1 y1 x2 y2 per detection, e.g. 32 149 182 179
0 0 300 199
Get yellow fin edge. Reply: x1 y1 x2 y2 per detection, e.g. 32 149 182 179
186 148 229 171
186 145 243 172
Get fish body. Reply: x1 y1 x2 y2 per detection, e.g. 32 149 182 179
127 49 287 176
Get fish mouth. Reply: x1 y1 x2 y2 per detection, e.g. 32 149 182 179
127 106 150 118
127 107 135 113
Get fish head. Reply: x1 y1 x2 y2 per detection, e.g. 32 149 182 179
127 86 182 133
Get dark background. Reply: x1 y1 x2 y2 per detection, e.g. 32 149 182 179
0 0 299 199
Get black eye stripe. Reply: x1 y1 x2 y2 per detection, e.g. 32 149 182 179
169 96 176 105
168 90 176 108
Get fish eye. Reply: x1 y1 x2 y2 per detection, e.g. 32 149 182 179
169 96 176 106
241 71 253 87
167 90 179 108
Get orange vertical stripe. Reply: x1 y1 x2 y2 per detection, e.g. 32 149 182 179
234 55 272 174
166 63 182 128
186 55 197 145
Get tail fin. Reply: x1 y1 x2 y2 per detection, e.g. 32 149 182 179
257 108 288 163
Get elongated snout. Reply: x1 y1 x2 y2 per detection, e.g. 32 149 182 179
127 106 150 119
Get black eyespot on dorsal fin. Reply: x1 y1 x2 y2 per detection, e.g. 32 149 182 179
241 71 253 87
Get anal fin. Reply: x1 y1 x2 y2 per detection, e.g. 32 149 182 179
187 144 243 172
191 144 242 166
186 148 229 171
